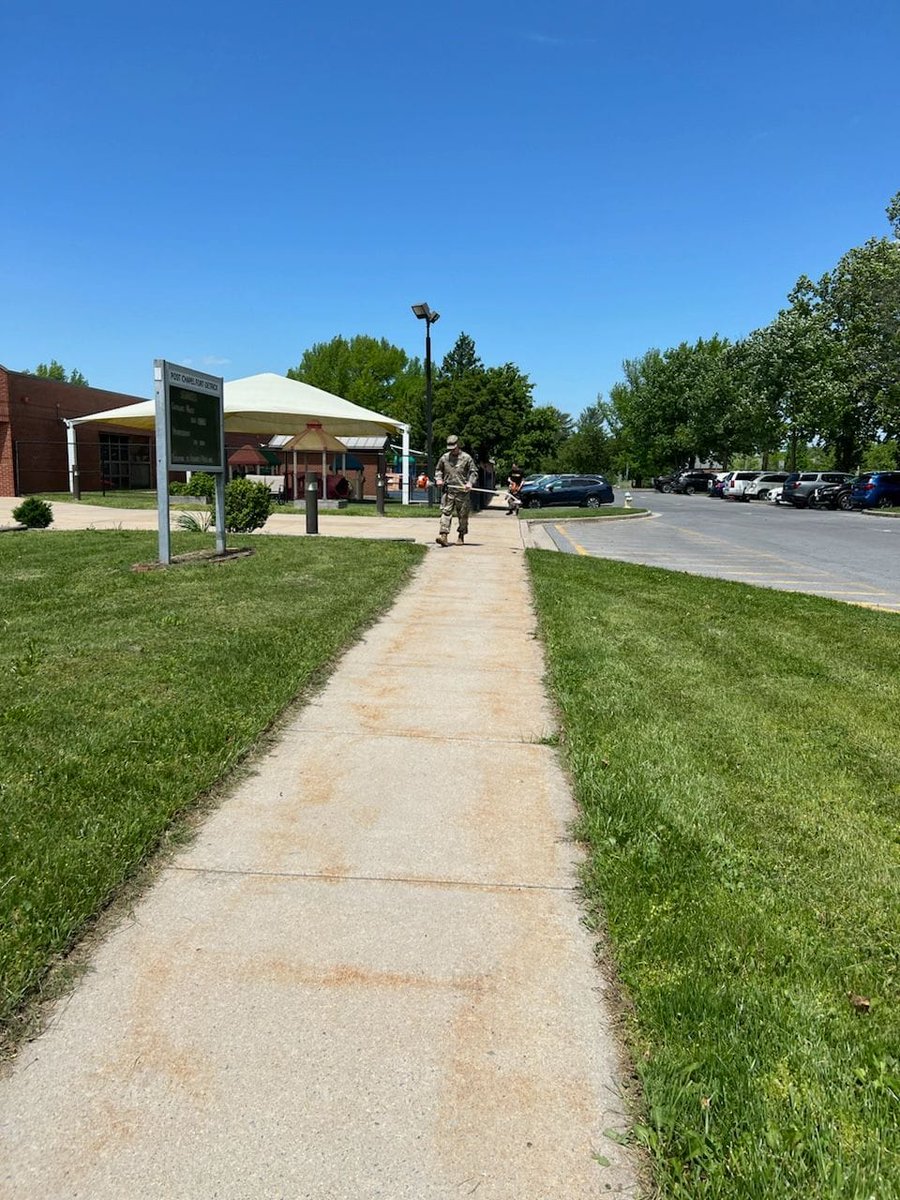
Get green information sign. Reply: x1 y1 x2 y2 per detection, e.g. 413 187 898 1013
154 359 225 564
168 385 223 467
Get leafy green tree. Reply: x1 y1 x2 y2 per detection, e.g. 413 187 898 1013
31 361 89 386
288 335 424 440
439 332 482 380
735 299 841 469
554 402 616 475
505 406 572 474
816 234 900 451
745 195 900 468
860 439 899 471
886 189 900 238
606 340 746 476
601 191 900 474
433 334 533 463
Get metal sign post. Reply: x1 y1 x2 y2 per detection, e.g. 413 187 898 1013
154 360 225 564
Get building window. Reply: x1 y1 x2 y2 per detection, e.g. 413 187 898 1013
100 434 151 489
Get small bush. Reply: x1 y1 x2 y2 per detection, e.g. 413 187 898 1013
223 479 273 533
169 482 188 496
12 498 53 528
187 472 216 498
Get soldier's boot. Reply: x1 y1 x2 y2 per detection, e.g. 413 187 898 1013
457 533 465 544
435 532 449 547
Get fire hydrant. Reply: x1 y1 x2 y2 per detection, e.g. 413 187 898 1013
624 490 633 509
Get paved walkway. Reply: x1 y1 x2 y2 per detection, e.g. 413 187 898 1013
0 498 444 544
0 505 640 1198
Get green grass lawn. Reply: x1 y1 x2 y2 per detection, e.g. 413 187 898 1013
521 505 647 521
31 492 444 518
528 552 899 1200
32 491 207 510
0 530 424 1037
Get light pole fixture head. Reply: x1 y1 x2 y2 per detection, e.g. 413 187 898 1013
412 303 439 324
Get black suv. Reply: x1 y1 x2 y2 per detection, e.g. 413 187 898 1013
808 477 861 511
670 469 720 495
652 472 678 492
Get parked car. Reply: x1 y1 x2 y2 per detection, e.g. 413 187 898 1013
808 477 861 511
742 471 790 501
652 472 679 493
766 486 784 504
722 471 762 500
848 471 900 509
517 473 615 508
781 471 853 507
670 468 721 495
709 471 734 497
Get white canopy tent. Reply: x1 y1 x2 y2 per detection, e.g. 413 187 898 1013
66 372 412 503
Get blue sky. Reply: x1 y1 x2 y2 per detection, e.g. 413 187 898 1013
2 0 898 417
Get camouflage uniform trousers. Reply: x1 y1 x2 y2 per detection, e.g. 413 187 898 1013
439 488 471 535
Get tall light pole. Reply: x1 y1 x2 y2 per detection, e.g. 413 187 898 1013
411 302 440 499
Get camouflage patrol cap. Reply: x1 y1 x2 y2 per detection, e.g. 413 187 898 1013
446 435 459 448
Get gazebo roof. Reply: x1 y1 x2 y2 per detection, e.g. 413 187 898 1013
227 444 269 467
71 372 407 437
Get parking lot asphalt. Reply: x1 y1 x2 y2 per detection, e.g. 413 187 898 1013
545 490 900 612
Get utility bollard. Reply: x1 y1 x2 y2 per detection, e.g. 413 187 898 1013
305 478 319 535
624 491 633 509
376 474 385 515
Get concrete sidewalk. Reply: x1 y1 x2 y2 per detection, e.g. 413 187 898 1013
0 507 640 1198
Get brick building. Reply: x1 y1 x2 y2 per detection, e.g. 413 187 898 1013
0 366 156 497
1 366 417 502
0 367 307 498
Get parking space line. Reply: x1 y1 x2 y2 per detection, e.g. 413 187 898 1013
553 524 589 555
547 508 900 609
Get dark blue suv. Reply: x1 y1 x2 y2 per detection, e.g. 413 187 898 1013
518 473 614 509
849 471 900 509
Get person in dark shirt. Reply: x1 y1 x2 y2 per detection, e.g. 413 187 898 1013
506 463 524 514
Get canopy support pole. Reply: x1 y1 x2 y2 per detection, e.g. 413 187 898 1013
401 425 410 506
64 419 80 499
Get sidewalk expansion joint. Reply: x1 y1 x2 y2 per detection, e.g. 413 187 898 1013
167 864 577 894
281 727 553 746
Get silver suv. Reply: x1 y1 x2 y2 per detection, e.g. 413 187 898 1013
742 471 790 501
782 471 853 507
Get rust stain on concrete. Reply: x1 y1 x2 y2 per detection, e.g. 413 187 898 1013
436 923 605 1195
243 958 488 995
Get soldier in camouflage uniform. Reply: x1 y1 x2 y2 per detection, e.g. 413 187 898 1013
434 435 478 546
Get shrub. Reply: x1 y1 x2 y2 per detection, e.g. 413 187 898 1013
169 482 188 496
223 479 273 533
12 498 53 528
187 472 216 498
